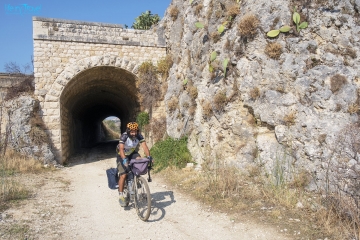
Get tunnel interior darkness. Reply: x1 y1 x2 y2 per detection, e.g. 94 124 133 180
60 66 140 160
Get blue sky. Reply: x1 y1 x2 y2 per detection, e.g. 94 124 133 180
0 0 171 72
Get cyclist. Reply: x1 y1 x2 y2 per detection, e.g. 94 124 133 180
116 122 152 206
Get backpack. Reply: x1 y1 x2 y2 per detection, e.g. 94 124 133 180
130 158 150 176
106 168 119 190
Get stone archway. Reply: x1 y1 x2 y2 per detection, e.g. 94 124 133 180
33 17 167 163
44 55 141 163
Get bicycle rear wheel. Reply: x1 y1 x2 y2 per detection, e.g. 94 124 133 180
134 176 151 221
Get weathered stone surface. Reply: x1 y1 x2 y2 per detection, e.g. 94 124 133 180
0 95 55 164
159 0 360 191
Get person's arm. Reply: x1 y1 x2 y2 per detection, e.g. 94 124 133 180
119 143 126 159
141 141 150 157
137 133 151 158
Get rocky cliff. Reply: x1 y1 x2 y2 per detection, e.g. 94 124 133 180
158 0 360 190
0 76 55 164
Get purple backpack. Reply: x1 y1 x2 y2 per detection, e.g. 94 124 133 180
130 158 150 176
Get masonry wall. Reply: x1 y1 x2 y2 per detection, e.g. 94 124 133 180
33 40 166 99
32 17 167 162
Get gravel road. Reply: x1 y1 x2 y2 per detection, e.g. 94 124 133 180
1 141 291 240
58 142 290 240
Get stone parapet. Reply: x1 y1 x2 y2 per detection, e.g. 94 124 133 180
33 17 166 47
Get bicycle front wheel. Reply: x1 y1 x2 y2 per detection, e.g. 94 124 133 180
134 176 151 221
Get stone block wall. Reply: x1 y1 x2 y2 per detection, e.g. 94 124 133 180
32 17 167 162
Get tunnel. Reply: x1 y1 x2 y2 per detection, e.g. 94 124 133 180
59 66 140 161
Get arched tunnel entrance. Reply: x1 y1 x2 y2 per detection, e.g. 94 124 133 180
60 66 140 162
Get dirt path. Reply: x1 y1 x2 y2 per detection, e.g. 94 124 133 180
1 142 291 240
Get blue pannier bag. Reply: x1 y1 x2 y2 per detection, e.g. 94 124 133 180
106 168 119 190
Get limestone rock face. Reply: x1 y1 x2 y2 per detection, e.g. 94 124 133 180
159 0 360 189
1 95 55 164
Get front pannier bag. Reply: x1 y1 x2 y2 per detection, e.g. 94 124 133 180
130 158 150 176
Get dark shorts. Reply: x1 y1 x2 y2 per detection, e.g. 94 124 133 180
116 152 141 175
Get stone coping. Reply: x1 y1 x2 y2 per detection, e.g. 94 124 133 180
33 16 125 29
33 16 166 47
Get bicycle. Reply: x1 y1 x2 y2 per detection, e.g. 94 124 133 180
122 158 153 221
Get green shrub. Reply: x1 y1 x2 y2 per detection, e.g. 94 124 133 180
131 10 160 30
151 137 192 172
136 112 150 129
157 55 173 80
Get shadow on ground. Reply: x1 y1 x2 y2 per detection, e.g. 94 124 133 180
148 190 176 222
66 140 119 166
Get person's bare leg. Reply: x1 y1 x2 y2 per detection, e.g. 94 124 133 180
118 174 126 192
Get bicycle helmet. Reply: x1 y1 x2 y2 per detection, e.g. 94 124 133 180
126 122 139 138
127 122 139 131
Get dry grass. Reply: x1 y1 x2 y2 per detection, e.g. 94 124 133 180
5 76 34 101
226 3 240 19
318 133 327 145
223 39 231 51
1 223 30 239
138 61 161 110
202 100 213 118
283 111 296 126
249 87 260 100
1 151 48 209
330 74 347 93
306 57 321 69
169 5 179 21
28 101 50 146
210 31 221 43
157 55 173 80
167 96 179 113
275 85 286 93
215 9 223 19
227 79 239 102
189 105 196 116
1 150 45 174
182 102 190 109
213 91 227 112
348 103 359 114
1 177 30 203
157 157 358 240
334 103 342 112
238 14 260 37
343 47 357 59
195 4 203 16
265 42 283 59
149 116 166 143
187 85 198 100
289 169 311 188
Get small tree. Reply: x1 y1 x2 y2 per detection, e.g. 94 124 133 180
131 10 160 30
138 61 160 116
4 55 34 75
4 62 22 74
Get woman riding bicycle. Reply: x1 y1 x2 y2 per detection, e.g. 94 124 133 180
116 122 152 207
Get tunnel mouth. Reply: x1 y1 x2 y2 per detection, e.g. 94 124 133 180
60 66 140 162
102 116 121 141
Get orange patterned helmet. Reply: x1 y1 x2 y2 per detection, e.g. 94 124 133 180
126 122 139 131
